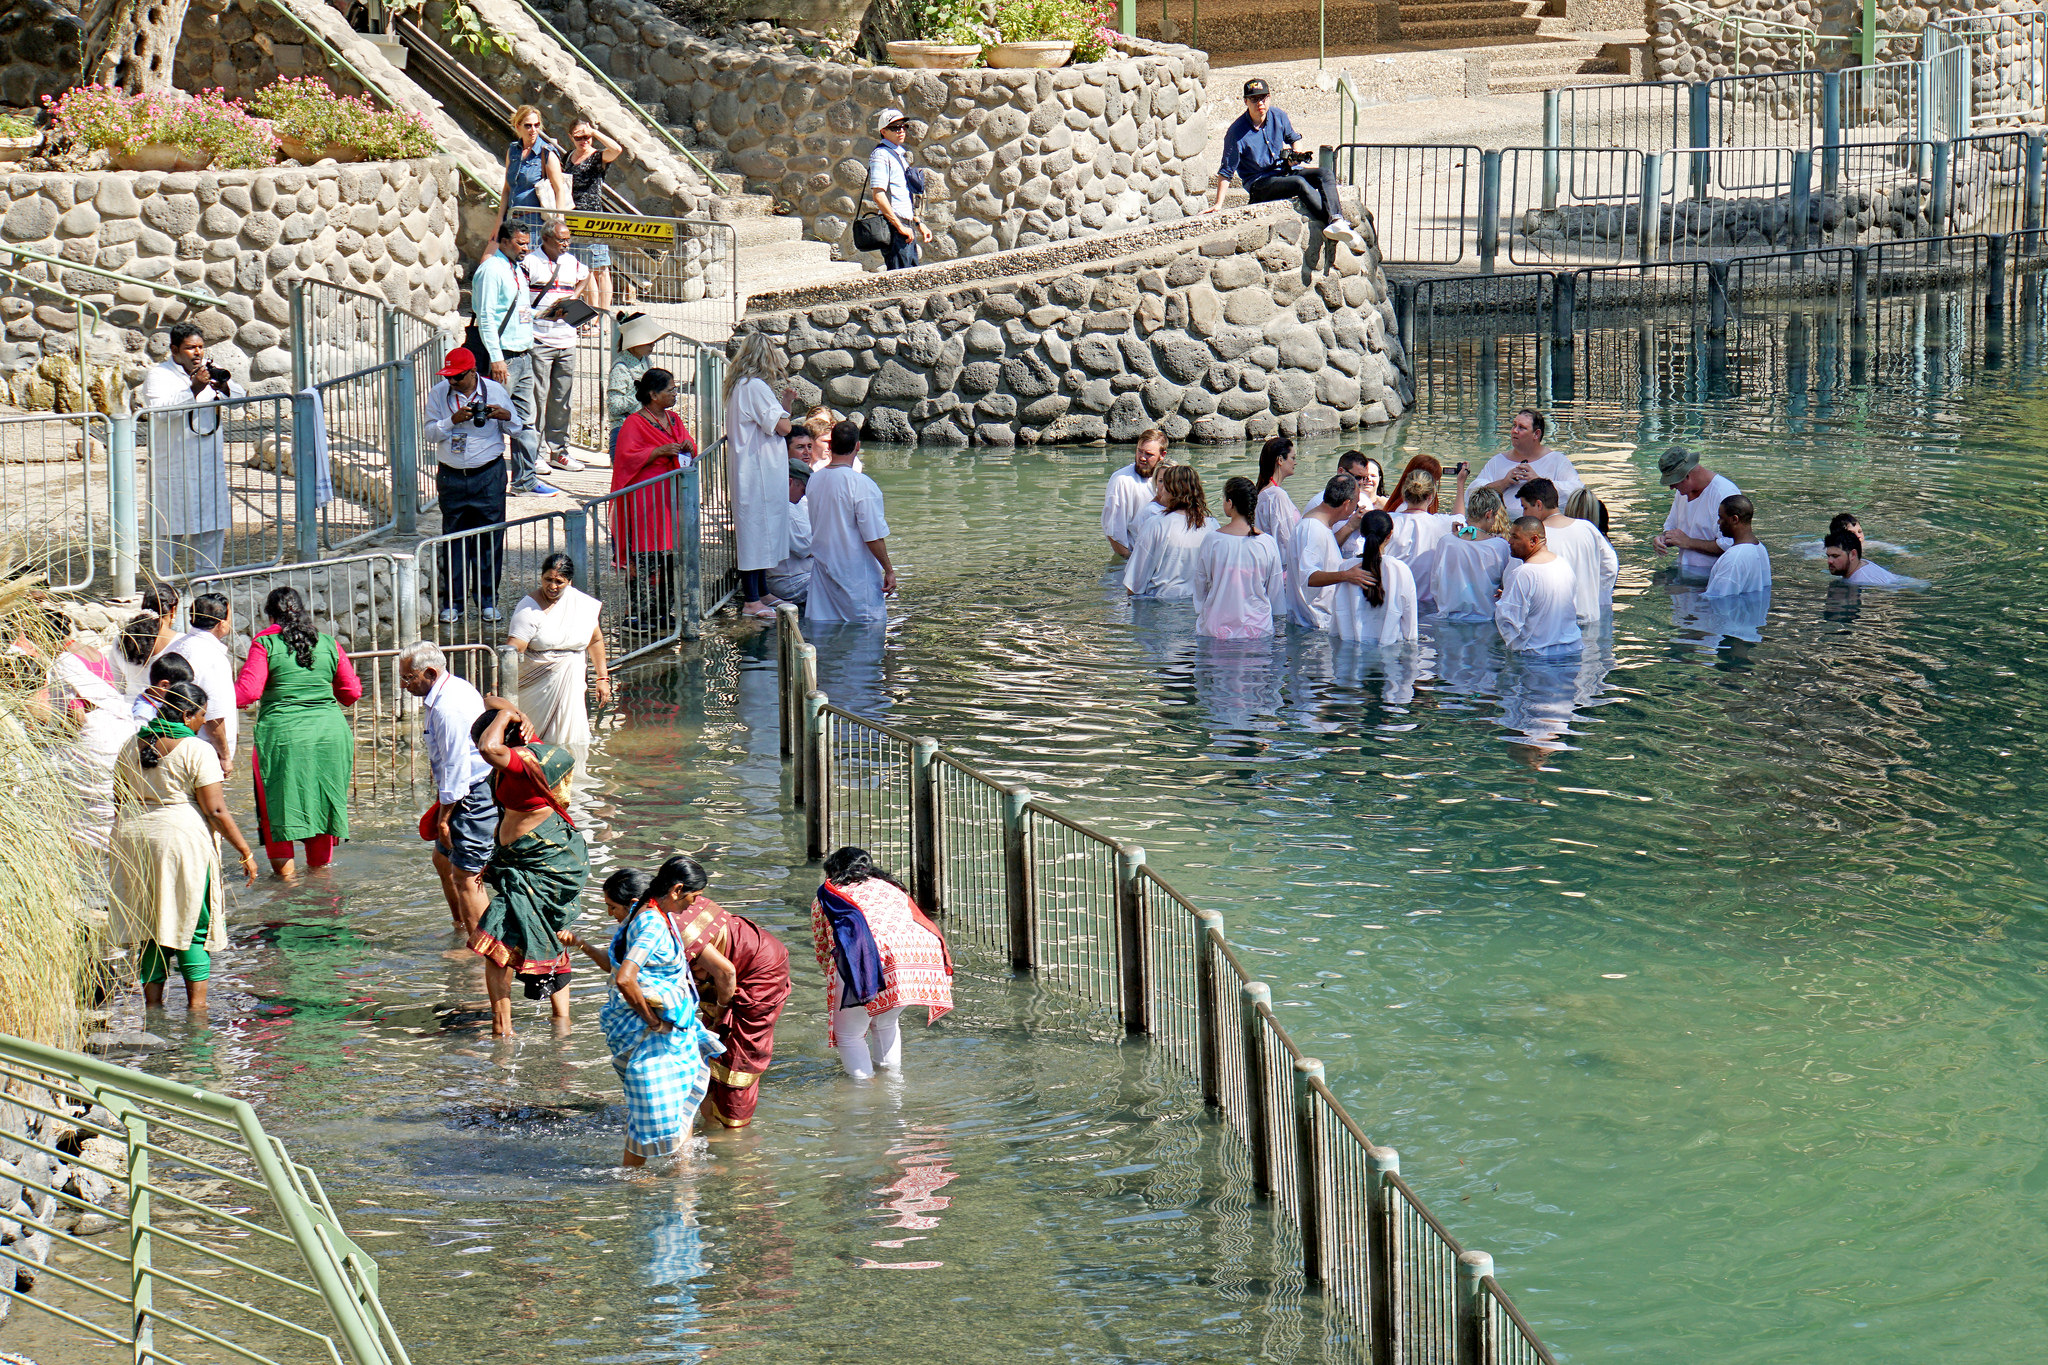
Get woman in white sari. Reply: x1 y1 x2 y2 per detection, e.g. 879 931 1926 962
507 552 610 753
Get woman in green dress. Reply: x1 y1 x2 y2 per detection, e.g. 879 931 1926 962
232 587 362 879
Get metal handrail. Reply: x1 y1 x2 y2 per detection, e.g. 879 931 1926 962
254 0 501 203
506 0 734 195
286 272 445 333
1 241 221 308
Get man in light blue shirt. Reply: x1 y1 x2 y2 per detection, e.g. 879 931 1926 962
470 220 555 497
1204 77 1367 253
866 108 930 271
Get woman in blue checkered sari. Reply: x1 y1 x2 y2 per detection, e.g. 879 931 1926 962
564 864 726 1166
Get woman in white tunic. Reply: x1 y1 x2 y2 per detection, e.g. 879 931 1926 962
110 680 258 1012
1331 510 1419 645
1124 466 1218 600
1194 477 1286 640
722 332 795 621
1253 437 1301 557
1433 486 1513 622
1387 467 1456 596
507 552 610 754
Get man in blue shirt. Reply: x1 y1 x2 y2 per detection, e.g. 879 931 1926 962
1205 78 1368 253
867 107 930 271
471 220 556 498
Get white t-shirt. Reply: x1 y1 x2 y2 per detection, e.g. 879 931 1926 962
522 248 590 350
1193 529 1285 639
1432 534 1511 621
1844 560 1924 588
1663 474 1741 579
1124 512 1219 600
1495 556 1582 654
1705 541 1771 597
1287 516 1348 630
1257 483 1301 557
768 496 813 602
1331 555 1419 644
1543 516 1618 626
1388 508 1455 597
1475 448 1584 520
805 464 889 624
168 627 238 761
1102 463 1155 549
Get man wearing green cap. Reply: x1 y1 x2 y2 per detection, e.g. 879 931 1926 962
1653 446 1741 581
767 457 813 608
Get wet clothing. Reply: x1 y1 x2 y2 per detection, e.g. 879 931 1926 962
111 731 230 980
1432 533 1511 623
1256 483 1300 557
1331 556 1420 644
468 744 587 998
600 907 725 1157
1124 512 1218 600
1706 542 1771 597
1193 529 1285 639
235 626 360 850
811 877 952 1048
669 897 792 1128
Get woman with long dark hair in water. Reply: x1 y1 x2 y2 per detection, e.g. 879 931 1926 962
1332 509 1419 644
232 586 363 878
1194 475 1286 638
1253 436 1301 553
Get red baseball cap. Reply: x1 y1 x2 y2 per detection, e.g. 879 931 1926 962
437 347 477 378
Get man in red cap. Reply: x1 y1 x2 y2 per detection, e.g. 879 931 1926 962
424 346 523 623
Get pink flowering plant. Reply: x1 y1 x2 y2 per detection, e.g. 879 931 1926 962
42 85 278 169
988 0 1114 57
250 76 436 159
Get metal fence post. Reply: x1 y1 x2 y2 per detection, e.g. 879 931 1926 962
2027 132 2045 242
805 690 829 859
1707 260 1729 337
1929 139 1952 264
794 643 817 808
1457 1249 1494 1365
392 354 419 537
1851 244 1870 321
1688 82 1711 202
1790 149 1813 258
1003 786 1034 970
1115 844 1148 1034
289 278 309 391
912 737 940 916
1638 152 1664 266
1916 58 1934 178
1293 1057 1328 1285
1240 981 1274 1193
776 605 799 757
1367 1145 1401 1365
1989 233 2010 320
1194 908 1224 1108
1541 89 1560 211
110 411 137 597
1477 150 1500 275
1551 271 1575 346
291 388 320 562
680 462 704 640
1822 71 1843 196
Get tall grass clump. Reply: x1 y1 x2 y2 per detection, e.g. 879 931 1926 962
0 575 105 1051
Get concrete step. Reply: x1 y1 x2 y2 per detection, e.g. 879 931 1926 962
1487 64 1626 93
737 237 863 302
1399 14 1544 38
1400 0 1535 19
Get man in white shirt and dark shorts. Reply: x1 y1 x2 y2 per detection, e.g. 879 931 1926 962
400 642 494 934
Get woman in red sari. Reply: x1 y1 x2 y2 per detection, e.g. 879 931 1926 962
609 855 792 1129
610 367 696 632
1382 453 1443 513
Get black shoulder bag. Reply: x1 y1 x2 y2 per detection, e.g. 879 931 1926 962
852 145 895 253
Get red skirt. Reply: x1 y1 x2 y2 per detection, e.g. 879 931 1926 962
702 915 793 1128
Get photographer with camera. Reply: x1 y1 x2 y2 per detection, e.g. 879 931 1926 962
425 347 524 624
1205 79 1369 254
142 323 242 576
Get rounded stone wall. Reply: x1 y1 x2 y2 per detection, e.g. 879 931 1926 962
533 0 1211 264
0 156 463 403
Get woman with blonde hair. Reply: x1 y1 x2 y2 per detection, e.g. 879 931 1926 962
724 332 796 620
1432 485 1512 622
1387 465 1456 595
491 104 571 242
1563 486 1610 538
1124 465 1218 600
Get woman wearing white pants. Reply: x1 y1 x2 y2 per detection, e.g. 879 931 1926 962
811 846 953 1079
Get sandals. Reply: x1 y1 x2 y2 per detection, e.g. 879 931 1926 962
741 603 777 620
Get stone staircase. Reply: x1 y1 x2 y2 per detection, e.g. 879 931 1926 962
1480 37 1633 92
1396 0 1547 45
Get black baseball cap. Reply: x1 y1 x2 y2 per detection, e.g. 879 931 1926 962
1243 78 1270 100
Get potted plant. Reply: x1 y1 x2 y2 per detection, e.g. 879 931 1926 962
41 85 277 172
252 77 436 162
985 0 1113 65
887 0 985 67
0 113 39 163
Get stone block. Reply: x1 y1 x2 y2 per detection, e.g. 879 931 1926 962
959 360 1001 393
977 422 1017 446
825 373 870 405
1020 393 1070 423
1223 289 1277 326
1075 334 1122 374
965 319 1004 353
1075 377 1113 412
2 198 54 242
1190 413 1245 444
1269 371 1316 414
1218 386 1269 419
1184 283 1220 336
1105 392 1150 441
870 359 928 400
1151 330 1208 384
1210 254 1261 291
1042 412 1107 443
1316 371 1360 410
1002 352 1057 397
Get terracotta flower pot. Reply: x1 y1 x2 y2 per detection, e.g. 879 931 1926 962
111 143 210 172
323 143 365 163
279 135 321 164
0 134 41 163
983 40 1073 68
887 40 983 69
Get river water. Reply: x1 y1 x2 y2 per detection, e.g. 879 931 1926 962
59 289 2048 1365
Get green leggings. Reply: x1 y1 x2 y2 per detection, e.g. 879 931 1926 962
138 895 212 986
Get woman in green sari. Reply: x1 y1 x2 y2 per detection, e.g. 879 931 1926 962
468 702 589 1037
232 587 362 878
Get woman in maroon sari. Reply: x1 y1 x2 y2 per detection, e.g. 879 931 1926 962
610 367 696 631
621 855 791 1129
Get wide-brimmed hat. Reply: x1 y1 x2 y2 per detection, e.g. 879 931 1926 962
617 312 677 351
1657 446 1699 487
437 347 477 377
787 458 814 482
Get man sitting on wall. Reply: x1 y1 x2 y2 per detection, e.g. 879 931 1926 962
1203 78 1369 253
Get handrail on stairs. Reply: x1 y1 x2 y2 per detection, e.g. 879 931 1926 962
506 0 734 195
254 0 503 204
0 242 222 309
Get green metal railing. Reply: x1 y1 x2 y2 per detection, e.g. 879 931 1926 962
777 609 1560 1365
0 1033 407 1364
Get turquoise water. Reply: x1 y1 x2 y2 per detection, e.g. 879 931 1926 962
781 296 2048 1361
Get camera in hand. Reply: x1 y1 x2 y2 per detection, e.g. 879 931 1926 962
1279 147 1315 171
470 402 490 428
205 362 231 388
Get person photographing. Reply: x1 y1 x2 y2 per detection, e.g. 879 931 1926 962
142 322 242 576
1204 78 1368 253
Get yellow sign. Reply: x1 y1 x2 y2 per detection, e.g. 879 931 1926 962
562 213 676 246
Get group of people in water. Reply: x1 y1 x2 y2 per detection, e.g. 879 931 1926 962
1104 409 1920 654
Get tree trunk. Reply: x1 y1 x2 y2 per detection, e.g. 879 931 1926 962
80 0 197 93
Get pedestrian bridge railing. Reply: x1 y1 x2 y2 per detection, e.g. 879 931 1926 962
0 1032 408 1364
775 609 1561 1365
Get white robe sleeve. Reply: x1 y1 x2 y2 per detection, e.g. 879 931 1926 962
1385 560 1419 645
1263 537 1286 607
1495 572 1530 644
1123 516 1160 595
1597 531 1618 597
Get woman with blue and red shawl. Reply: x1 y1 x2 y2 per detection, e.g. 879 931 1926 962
811 846 953 1080
469 701 587 1037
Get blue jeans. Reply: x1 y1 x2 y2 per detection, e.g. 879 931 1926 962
501 350 541 491
883 226 920 272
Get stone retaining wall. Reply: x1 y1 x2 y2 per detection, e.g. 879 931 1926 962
740 204 1412 447
1653 0 2027 87
0 158 463 402
530 0 1212 266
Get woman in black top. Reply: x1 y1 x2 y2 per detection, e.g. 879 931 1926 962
567 119 624 309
